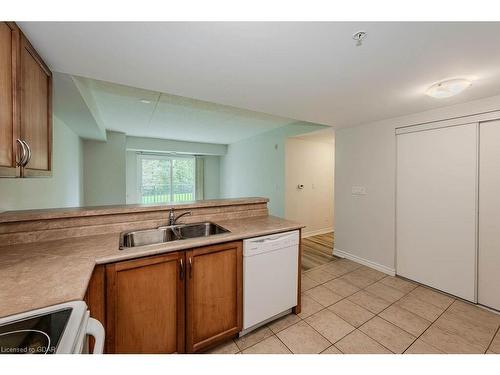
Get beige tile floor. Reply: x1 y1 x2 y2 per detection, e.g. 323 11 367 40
206 257 500 354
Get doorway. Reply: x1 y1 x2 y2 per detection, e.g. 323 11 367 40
284 128 335 270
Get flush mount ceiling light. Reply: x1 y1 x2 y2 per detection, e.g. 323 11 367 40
352 31 367 46
425 78 472 99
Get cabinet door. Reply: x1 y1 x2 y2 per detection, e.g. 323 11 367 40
84 265 106 353
0 22 19 177
19 32 52 177
478 120 500 310
186 241 242 353
106 252 185 353
396 123 477 302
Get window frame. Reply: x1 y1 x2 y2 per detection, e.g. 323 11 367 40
136 153 196 204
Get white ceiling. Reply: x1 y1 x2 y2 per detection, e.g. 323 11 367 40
53 73 106 140
74 76 298 144
293 128 335 144
19 22 500 128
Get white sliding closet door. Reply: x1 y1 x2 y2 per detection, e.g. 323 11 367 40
396 123 477 302
478 120 500 310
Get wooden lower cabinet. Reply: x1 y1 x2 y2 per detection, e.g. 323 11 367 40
85 241 243 354
105 251 185 354
84 265 106 353
186 241 243 353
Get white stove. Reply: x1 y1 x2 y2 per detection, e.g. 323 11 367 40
0 301 104 354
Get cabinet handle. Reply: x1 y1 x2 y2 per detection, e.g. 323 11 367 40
22 140 32 167
16 139 27 167
179 258 184 280
189 257 193 278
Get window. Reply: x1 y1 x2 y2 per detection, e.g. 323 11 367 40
137 154 195 204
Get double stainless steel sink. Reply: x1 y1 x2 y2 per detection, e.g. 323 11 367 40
119 222 230 249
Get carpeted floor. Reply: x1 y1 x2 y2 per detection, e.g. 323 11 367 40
301 232 337 271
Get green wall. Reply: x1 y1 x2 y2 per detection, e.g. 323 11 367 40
202 155 221 199
219 122 328 216
126 136 227 156
83 131 127 206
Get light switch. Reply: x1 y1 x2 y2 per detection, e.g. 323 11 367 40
352 186 367 196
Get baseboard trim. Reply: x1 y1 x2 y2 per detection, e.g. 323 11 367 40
302 227 334 238
333 248 396 276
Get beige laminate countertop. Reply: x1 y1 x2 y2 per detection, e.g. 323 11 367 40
0 197 269 223
0 215 303 319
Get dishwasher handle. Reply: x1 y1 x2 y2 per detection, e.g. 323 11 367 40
245 231 299 244
243 231 300 256
251 235 284 243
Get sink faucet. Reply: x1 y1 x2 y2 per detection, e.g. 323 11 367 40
168 208 192 226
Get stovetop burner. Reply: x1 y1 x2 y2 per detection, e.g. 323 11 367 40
0 308 72 354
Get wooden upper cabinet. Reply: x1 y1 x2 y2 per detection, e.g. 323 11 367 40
186 241 243 353
0 22 19 177
19 32 52 176
0 22 52 178
105 252 185 354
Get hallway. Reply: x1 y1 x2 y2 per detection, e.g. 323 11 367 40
302 232 337 271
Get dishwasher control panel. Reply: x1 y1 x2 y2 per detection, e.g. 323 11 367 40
243 231 300 255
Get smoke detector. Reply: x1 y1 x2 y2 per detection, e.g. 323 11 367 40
352 31 367 46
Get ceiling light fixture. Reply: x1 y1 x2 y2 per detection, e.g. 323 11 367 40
425 78 472 99
352 31 367 46
139 99 151 104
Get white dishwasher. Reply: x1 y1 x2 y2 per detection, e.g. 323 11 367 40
241 230 299 336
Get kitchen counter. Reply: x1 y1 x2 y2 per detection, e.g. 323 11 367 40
0 215 303 318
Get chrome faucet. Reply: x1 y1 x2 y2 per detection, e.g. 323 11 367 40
168 208 192 226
